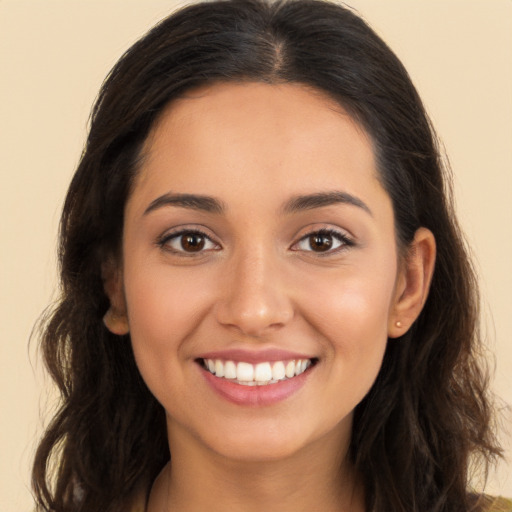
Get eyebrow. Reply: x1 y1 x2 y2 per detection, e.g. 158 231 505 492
143 190 371 217
283 191 372 216
144 193 225 215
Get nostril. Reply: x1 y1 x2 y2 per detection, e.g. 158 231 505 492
214 300 294 337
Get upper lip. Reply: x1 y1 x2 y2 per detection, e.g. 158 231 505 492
196 348 316 364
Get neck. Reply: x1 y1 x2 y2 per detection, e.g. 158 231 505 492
147 425 365 512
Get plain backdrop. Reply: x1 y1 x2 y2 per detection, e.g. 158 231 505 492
1 1 511 510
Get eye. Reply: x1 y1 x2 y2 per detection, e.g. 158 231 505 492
292 229 353 254
158 229 220 254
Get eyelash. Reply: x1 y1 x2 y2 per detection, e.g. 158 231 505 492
156 228 354 256
291 229 354 255
156 228 220 255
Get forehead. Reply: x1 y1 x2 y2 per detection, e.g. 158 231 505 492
130 81 386 217
146 82 371 153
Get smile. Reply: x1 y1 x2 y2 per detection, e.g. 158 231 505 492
202 358 313 386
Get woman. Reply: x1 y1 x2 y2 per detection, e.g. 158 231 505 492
32 0 509 511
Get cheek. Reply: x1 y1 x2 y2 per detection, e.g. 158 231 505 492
302 263 396 341
125 260 213 335
320 283 390 373
298 261 397 391
308 290 390 426
123 263 214 392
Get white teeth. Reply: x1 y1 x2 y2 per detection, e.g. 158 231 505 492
224 360 237 379
203 358 313 385
285 361 295 378
254 362 272 382
215 359 224 378
236 362 254 382
272 361 286 380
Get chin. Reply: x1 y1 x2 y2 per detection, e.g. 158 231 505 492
209 434 309 463
189 413 349 465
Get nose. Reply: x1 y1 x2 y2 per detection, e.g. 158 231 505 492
214 247 294 337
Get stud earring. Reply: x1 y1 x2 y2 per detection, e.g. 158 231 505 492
395 320 402 328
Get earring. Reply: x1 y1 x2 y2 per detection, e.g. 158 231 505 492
395 320 402 328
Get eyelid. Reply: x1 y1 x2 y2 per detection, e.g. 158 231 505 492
156 225 221 254
290 227 355 255
155 224 354 256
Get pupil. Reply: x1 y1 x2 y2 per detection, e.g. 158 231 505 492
181 234 205 252
310 233 332 252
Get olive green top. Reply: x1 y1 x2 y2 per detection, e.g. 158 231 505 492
128 494 512 511
488 497 512 512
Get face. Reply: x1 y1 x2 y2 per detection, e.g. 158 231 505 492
111 82 410 463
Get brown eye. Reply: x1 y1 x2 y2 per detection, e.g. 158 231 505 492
292 229 352 254
308 233 333 252
180 233 205 252
160 230 218 254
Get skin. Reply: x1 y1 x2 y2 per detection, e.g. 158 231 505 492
104 82 436 512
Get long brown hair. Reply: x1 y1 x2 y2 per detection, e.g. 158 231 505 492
32 1 501 510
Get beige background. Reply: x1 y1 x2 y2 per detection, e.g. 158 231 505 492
1 0 511 509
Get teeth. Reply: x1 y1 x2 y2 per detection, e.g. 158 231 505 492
224 360 237 379
215 359 224 378
254 362 272 382
272 361 285 380
285 361 295 378
203 358 312 385
237 362 254 382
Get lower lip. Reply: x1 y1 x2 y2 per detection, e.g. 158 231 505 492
199 364 312 406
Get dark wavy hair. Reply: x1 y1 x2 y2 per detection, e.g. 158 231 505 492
32 0 502 510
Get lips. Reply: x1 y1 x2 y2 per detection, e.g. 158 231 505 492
196 349 317 406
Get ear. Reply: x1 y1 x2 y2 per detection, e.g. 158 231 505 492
102 258 129 335
388 227 436 338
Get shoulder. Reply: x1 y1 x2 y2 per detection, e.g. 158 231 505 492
489 497 512 512
477 496 512 512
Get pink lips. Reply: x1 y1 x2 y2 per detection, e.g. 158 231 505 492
196 348 315 406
